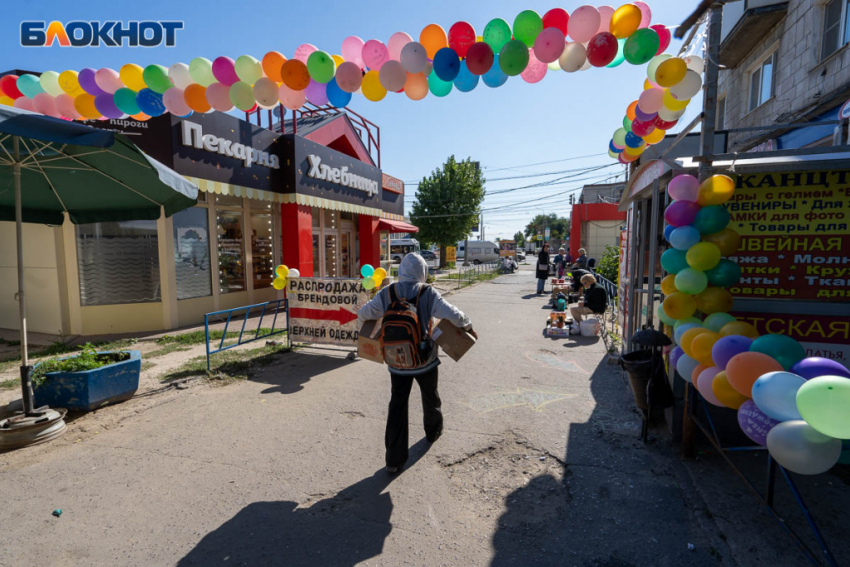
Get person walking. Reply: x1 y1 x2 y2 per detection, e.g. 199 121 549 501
358 253 477 474
536 244 551 295
570 273 608 323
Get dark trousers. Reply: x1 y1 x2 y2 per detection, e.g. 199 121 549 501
386 367 442 468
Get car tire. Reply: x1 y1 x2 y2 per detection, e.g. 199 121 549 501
473 259 481 265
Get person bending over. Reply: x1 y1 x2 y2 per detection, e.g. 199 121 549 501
570 274 608 323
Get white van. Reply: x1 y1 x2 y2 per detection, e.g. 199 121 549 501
457 241 500 264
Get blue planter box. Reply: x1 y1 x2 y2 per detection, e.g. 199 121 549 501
34 351 141 412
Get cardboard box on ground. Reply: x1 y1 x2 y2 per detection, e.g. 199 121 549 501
357 319 476 365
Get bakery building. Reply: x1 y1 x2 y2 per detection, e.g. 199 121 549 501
0 109 414 336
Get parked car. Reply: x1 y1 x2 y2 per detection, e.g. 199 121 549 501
420 250 437 261
516 250 526 262
457 240 500 264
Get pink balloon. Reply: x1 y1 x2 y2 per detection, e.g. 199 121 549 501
597 6 616 33
335 61 363 93
13 97 35 111
33 93 59 117
388 32 413 60
212 57 239 86
293 43 317 64
664 200 701 227
278 83 306 110
521 50 548 84
668 174 700 202
205 82 234 112
533 28 566 63
55 94 80 119
362 39 390 71
163 88 192 116
305 80 328 106
633 1 653 29
631 118 656 137
341 36 365 67
568 5 601 43
95 68 123 94
697 367 725 407
639 88 665 114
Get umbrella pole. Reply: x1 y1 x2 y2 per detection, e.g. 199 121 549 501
13 136 35 415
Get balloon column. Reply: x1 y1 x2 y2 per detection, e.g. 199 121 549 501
272 264 300 290
1 5 675 121
660 174 850 476
360 265 387 290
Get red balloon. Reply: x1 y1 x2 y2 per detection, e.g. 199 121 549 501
651 24 671 55
542 8 570 35
465 42 495 75
655 116 679 130
448 21 476 58
586 32 618 67
632 118 656 137
0 75 23 99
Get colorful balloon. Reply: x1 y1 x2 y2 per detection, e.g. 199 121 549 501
796 376 850 439
610 4 642 38
686 242 721 271
655 57 688 88
542 8 570 35
586 32 619 67
32 93 59 117
306 51 336 84
695 287 734 315
661 273 678 295
624 28 660 65
738 400 781 446
281 59 311 91
661 248 689 274
136 89 165 117
55 94 81 119
188 58 216 87
433 47 461 82
73 93 99 119
305 80 329 106
726 352 784 397
712 335 753 370
16 74 45 99
703 313 737 334
278 84 306 110
791 357 850 381
606 38 627 68
293 44 318 64
514 10 544 47
670 70 703 100
37 71 62 97
262 51 287 83
404 72 429 100
675 267 709 296
362 39 390 71
702 228 742 257
657 303 677 326
720 321 759 339
697 367 724 407
77 69 105 96
664 200 701 227
677 354 700 384
748 334 806 371
568 6 601 43
253 77 280 109
692 205 731 234
483 55 509 87
521 51 548 84
499 40 530 76
58 71 84 97
698 175 736 206
428 72 453 97
767 421 842 475
752 371 806 422
663 292 698 321
533 28 566 63
184 84 211 113
379 60 407 92
669 226 701 251
713 371 750 409
483 18 512 52
335 62 363 93
559 42 588 72
651 24 672 55
211 57 239 86
705 259 742 288
206 82 234 112
639 88 665 115
692 331 720 366
466 42 495 75
420 24 448 60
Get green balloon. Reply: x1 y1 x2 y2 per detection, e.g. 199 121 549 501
142 64 171 94
623 116 633 132
705 259 742 288
484 18 512 52
674 317 702 331
613 127 628 146
703 312 736 333
113 88 140 115
796 376 850 439
658 304 676 326
229 81 255 111
661 248 689 274
499 40 530 76
607 38 627 68
693 205 731 234
428 72 453 97
307 51 336 84
189 57 216 87
750 334 806 371
513 10 543 48
624 28 662 66
675 268 708 295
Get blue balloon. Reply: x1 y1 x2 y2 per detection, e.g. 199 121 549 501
483 55 508 88
664 224 676 242
273 106 284 118
609 141 624 154
625 131 644 148
669 225 701 251
433 47 461 82
326 78 352 108
136 89 165 117
453 61 479 93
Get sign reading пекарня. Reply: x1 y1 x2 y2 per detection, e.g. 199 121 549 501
287 278 372 347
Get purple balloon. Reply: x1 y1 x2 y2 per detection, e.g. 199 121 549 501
712 335 753 370
670 346 684 370
664 200 701 227
78 68 105 96
211 57 239 86
635 106 658 122
94 94 123 119
305 80 329 106
790 357 850 381
738 400 780 446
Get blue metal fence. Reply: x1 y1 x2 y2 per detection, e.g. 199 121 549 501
204 298 289 371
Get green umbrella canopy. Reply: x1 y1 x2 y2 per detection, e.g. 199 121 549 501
0 106 198 225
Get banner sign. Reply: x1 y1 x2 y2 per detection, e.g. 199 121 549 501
727 171 850 302
287 278 371 347
446 246 457 263
500 240 516 257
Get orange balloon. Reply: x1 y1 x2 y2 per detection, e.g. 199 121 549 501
719 321 759 339
281 59 311 91
420 23 448 60
74 93 100 119
184 84 212 113
404 72 429 101
691 331 720 366
695 287 734 315
712 371 749 409
726 352 783 397
626 100 639 121
662 292 697 320
681 327 711 358
660 274 678 295
130 112 150 121
702 228 742 257
262 51 286 83
692 364 709 385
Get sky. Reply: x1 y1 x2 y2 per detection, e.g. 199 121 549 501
1 0 703 240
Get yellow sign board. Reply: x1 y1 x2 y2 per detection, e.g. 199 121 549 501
446 246 457 263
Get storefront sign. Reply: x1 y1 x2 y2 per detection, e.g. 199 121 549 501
446 247 457 263
286 278 371 347
727 170 850 302
306 155 378 196
382 173 404 194
182 121 280 169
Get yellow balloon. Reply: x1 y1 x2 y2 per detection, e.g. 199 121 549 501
58 70 84 97
643 128 666 145
719 321 760 339
660 274 678 295
332 54 345 67
655 58 688 88
0 95 13 107
663 89 690 111
610 4 642 39
698 175 736 206
662 292 697 321
272 277 287 291
275 264 289 278
624 143 645 157
712 371 750 409
692 331 721 366
374 267 388 281
681 327 711 358
361 70 387 102
119 63 147 91
74 94 100 119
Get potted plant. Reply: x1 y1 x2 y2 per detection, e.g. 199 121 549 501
32 344 142 412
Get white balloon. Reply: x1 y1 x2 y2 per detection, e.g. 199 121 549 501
289 268 301 278
253 77 279 109
400 42 428 74
168 63 194 89
658 106 687 122
559 42 587 73
766 421 842 475
670 70 703 101
335 62 363 93
379 60 406 92
685 55 705 75
548 60 562 71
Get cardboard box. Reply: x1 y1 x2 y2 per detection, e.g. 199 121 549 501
357 319 384 364
432 319 476 362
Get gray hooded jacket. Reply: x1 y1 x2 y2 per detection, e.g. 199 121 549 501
358 254 472 375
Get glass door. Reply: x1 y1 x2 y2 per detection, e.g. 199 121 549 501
325 233 338 278
312 231 321 277
340 232 352 278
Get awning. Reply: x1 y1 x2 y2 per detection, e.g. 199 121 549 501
377 218 419 233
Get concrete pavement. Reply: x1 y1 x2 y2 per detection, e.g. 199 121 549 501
1 266 845 566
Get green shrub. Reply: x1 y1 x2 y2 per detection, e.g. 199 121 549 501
32 344 129 387
596 244 620 285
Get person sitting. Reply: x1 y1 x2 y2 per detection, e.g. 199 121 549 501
570 267 592 293
501 256 516 273
574 248 589 270
570 274 608 324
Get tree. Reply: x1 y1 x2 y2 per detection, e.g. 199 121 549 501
596 244 620 284
523 214 570 241
513 232 525 247
410 156 486 267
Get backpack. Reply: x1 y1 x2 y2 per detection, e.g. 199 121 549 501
380 284 432 370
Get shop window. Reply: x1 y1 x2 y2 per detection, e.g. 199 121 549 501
340 211 354 221
216 194 243 208
325 234 338 278
312 208 321 227
251 213 274 289
197 192 208 203
748 51 775 112
251 199 273 211
340 232 352 278
324 209 338 231
217 211 246 294
822 0 850 60
77 220 160 306
173 207 212 300
312 233 320 275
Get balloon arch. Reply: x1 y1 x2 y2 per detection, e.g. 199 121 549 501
2 3 848 472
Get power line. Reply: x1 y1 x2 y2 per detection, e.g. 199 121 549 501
402 152 610 184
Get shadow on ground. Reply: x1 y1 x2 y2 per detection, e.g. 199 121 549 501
250 351 354 395
177 439 431 567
